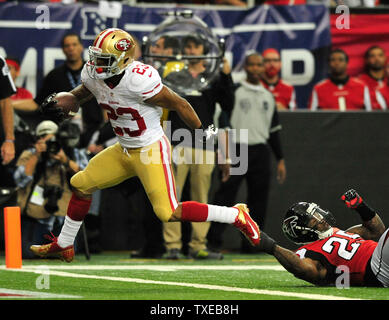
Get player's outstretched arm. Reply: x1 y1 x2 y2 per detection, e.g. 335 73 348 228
145 85 202 130
273 245 327 285
341 189 386 241
258 231 327 285
70 84 94 105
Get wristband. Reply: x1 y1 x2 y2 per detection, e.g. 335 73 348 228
355 202 376 221
4 139 14 143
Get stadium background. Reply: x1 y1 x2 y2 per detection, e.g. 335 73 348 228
1 2 389 251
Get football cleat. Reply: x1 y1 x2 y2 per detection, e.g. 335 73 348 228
30 233 74 263
233 203 260 246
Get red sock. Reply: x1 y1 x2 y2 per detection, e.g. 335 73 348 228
181 201 208 222
67 193 92 221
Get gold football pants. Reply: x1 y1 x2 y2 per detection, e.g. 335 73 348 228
70 135 178 222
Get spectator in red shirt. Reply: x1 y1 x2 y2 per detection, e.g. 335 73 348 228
260 48 297 111
358 46 387 110
5 57 33 101
309 49 372 111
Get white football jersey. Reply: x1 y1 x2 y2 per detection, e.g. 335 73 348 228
81 61 164 148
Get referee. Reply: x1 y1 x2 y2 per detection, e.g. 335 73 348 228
0 54 16 167
208 52 286 253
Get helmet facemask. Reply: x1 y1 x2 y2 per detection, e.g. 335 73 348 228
305 203 335 240
282 202 336 245
87 46 125 80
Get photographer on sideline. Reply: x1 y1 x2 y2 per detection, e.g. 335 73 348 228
14 120 89 258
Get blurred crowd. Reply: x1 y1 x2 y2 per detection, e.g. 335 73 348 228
1 0 389 7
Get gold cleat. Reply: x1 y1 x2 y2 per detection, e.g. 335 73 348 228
233 203 260 246
30 233 74 263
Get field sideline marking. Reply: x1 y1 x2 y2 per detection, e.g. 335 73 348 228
3 266 361 300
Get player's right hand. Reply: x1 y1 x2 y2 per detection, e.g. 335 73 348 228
39 93 65 123
203 124 218 141
341 189 363 209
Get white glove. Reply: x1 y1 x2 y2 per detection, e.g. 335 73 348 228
204 124 218 141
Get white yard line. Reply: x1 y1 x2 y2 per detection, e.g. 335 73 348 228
0 288 81 299
1 265 361 300
0 264 286 272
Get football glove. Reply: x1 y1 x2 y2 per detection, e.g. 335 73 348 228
193 124 218 145
341 188 376 221
341 189 363 209
39 93 66 123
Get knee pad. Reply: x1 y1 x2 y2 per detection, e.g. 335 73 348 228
70 171 92 194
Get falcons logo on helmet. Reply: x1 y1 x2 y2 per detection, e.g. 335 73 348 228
115 39 132 51
282 215 299 238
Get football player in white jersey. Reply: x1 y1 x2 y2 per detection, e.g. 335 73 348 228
30 28 260 262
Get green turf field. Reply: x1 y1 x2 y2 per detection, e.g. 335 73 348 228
0 252 387 301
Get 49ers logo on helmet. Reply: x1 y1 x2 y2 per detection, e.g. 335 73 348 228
115 39 132 51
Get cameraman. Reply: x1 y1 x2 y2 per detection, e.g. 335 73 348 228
14 120 89 258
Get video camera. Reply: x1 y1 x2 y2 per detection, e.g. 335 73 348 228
46 136 62 155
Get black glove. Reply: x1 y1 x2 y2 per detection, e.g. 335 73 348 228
341 189 376 221
39 93 66 123
341 189 363 209
258 231 277 255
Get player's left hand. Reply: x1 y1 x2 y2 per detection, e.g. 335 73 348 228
341 189 363 209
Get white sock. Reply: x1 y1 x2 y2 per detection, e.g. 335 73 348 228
57 216 83 248
206 205 239 223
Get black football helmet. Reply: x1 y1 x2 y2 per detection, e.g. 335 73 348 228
282 202 336 245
